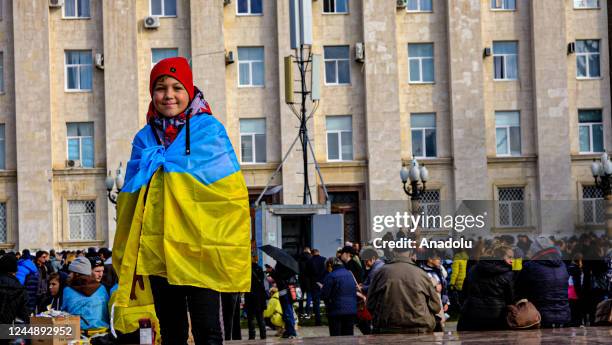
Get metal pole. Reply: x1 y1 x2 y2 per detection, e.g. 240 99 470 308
298 44 311 204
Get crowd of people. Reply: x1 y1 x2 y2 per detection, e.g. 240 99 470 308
0 231 611 342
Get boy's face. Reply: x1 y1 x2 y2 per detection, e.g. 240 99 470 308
152 76 190 117
92 266 104 282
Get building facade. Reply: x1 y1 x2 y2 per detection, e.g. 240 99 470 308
0 0 609 250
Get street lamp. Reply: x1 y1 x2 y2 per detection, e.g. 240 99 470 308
400 158 428 216
105 162 124 205
591 153 612 236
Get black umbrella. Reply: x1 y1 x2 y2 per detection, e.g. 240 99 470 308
258 245 299 274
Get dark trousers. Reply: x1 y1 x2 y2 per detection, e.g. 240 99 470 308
570 299 586 327
298 290 312 315
279 292 297 337
328 315 355 336
150 276 223 345
246 307 266 340
311 288 322 325
220 293 241 340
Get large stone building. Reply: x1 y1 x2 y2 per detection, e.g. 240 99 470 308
0 0 610 250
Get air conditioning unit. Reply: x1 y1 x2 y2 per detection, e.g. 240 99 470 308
225 50 235 65
49 0 64 8
95 53 104 70
567 42 576 55
397 0 406 9
223 0 232 6
144 16 160 29
355 42 365 63
483 47 492 57
65 159 82 169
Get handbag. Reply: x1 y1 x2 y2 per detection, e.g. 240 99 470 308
506 299 541 329
568 276 578 300
594 299 612 325
350 273 372 321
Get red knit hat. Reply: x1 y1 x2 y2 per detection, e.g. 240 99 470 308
149 57 194 101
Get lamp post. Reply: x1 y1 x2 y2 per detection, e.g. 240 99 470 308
590 153 612 236
105 162 124 205
400 158 429 215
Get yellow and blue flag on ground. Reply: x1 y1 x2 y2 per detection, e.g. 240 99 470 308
111 114 251 333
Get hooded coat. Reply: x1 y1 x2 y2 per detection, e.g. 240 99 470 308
457 260 514 331
515 248 570 326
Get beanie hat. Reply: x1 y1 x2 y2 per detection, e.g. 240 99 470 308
149 57 194 101
529 236 555 256
88 256 104 268
0 253 18 274
69 256 92 276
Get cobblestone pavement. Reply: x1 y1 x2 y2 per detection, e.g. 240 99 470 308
225 326 612 344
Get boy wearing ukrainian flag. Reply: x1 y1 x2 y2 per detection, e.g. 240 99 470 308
111 57 251 345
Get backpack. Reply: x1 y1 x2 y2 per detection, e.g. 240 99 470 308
506 299 541 329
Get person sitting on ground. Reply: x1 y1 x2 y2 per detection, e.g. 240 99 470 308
367 231 441 334
457 245 514 331
515 236 570 328
0 253 30 324
264 287 285 336
61 256 110 331
321 257 358 336
44 271 67 311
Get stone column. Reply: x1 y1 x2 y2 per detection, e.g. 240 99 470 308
190 1 228 124
13 0 54 249
446 0 488 201
530 0 573 233
362 0 403 201
102 0 141 247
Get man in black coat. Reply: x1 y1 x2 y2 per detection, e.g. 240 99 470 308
245 260 267 340
0 253 30 324
305 249 327 325
516 237 570 327
296 247 312 317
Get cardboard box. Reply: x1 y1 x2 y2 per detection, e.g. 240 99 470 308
30 315 81 345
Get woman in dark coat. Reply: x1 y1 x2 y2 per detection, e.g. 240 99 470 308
516 237 570 327
457 246 514 331
321 258 357 336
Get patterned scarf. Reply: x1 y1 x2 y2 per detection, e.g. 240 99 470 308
147 87 213 147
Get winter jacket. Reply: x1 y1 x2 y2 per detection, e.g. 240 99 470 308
320 265 357 317
304 254 327 291
263 292 284 327
366 255 441 333
450 251 468 291
345 258 364 284
515 248 570 326
457 260 514 331
0 273 30 323
245 263 267 313
361 259 384 294
421 263 449 306
61 275 110 330
297 252 312 293
16 259 39 312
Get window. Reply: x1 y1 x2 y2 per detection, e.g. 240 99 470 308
327 116 353 161
576 40 600 79
150 0 176 16
68 200 96 241
408 43 434 83
407 0 433 12
491 0 515 10
493 41 518 80
324 46 351 85
323 0 348 13
0 124 4 170
421 190 441 228
67 122 94 168
64 0 90 18
65 50 92 91
0 203 5 243
578 109 604 153
495 111 521 156
237 0 262 15
583 185 604 224
240 119 266 163
498 187 525 227
151 48 179 67
574 0 599 9
411 113 436 158
0 52 3 93
238 47 264 87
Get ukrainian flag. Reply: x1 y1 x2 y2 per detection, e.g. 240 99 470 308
111 114 251 333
